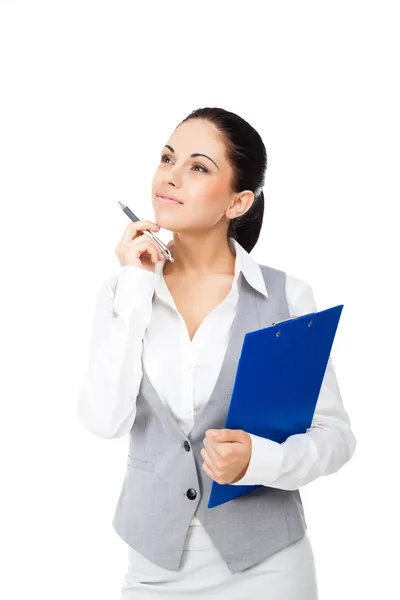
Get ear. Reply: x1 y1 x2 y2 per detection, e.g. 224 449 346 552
226 190 255 220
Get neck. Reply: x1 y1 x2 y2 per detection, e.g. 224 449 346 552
164 231 236 278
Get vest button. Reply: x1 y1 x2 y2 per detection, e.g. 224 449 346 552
186 488 197 500
183 441 190 452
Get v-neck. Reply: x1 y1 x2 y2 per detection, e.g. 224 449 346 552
153 237 241 345
159 272 240 346
139 273 262 442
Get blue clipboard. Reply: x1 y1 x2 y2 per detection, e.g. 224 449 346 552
208 304 344 509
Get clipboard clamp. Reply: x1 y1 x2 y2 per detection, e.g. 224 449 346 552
272 316 299 326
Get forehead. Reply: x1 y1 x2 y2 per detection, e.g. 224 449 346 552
167 119 227 160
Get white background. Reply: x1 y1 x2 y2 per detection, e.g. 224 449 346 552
1 1 398 598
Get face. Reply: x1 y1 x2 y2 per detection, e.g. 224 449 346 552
151 119 254 234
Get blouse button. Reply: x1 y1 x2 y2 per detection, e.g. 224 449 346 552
183 441 191 452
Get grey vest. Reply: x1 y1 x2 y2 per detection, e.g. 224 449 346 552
112 265 307 574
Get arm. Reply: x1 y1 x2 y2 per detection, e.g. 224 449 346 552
77 266 159 439
231 276 357 490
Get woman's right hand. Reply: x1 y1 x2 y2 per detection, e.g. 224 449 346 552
115 221 165 272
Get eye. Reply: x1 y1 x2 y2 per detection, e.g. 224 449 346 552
160 154 208 173
192 163 208 173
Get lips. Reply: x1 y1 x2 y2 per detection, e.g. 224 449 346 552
157 193 183 204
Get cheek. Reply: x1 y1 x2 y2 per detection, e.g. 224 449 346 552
194 180 229 212
151 172 161 192
190 195 224 225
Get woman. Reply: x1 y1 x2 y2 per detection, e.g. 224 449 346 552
78 107 357 599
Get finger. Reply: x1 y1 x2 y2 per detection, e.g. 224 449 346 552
200 448 218 473
143 237 164 264
201 450 218 476
133 231 165 262
200 448 215 471
151 239 168 262
121 221 159 245
201 461 217 482
129 236 160 263
147 242 158 264
142 232 166 261
203 437 223 462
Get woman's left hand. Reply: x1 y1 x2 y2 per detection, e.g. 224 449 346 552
201 429 252 484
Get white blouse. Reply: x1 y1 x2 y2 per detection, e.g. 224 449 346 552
77 237 357 528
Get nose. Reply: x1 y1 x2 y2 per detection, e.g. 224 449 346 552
164 163 182 187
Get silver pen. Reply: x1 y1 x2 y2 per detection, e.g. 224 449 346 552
117 200 174 263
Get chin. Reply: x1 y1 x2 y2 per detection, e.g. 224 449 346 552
154 211 185 226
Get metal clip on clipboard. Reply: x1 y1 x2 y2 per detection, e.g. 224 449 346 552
272 315 299 326
272 313 315 326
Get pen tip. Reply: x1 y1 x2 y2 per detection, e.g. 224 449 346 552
117 200 125 209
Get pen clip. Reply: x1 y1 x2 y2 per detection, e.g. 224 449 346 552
143 230 174 262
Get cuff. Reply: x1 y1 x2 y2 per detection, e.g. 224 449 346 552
230 433 284 486
113 266 160 317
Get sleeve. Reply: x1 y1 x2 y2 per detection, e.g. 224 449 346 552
77 266 160 439
230 276 357 490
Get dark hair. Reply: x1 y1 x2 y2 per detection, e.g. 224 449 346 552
177 107 267 253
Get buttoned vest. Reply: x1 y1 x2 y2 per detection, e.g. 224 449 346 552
112 265 307 574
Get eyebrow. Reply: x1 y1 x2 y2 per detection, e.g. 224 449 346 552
163 145 220 169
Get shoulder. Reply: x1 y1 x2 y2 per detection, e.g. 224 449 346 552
285 272 318 315
258 263 318 315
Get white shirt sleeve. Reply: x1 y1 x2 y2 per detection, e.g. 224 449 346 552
231 275 357 490
77 266 160 439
